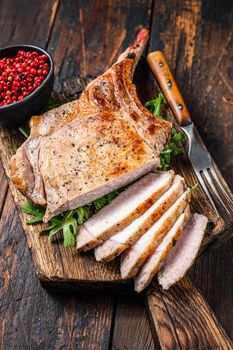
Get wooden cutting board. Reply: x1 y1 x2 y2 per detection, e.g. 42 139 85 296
0 61 232 293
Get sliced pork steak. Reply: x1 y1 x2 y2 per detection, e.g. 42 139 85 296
94 174 186 262
120 189 191 279
158 213 208 290
10 28 171 222
134 206 191 292
76 171 174 251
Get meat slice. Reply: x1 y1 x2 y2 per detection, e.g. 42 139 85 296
94 174 186 262
158 214 208 290
76 171 174 251
120 189 191 279
134 206 191 292
10 28 171 221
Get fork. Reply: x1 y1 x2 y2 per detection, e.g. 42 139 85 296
147 51 233 216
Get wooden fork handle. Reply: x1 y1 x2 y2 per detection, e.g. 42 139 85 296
147 51 192 126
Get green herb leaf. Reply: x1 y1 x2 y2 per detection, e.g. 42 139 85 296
145 95 185 170
63 212 77 247
74 207 87 225
12 144 18 153
48 222 64 240
22 201 45 224
93 197 108 212
44 217 62 233
171 128 185 143
25 216 45 224
168 142 182 156
159 137 184 170
19 126 30 139
144 93 166 119
188 183 199 190
93 190 120 212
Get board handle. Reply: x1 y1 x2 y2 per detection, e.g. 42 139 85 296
144 277 233 350
147 51 192 126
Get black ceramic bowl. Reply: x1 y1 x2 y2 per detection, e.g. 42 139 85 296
0 44 54 126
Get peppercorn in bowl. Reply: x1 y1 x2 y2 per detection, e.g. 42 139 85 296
0 45 54 126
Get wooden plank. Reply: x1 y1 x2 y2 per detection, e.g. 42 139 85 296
111 295 155 350
47 0 153 90
0 0 60 48
145 278 233 350
189 238 233 340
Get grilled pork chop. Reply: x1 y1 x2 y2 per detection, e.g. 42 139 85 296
94 174 186 262
10 28 171 222
77 171 174 251
134 205 191 292
158 214 208 290
120 189 191 279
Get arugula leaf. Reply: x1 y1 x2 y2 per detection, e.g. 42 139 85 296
145 94 185 170
144 93 166 118
159 129 184 170
63 211 77 247
93 197 109 212
93 190 121 212
12 144 18 153
19 126 30 139
22 202 45 224
188 183 199 190
170 127 185 142
74 206 90 225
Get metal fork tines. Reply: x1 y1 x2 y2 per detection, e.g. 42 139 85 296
181 123 233 216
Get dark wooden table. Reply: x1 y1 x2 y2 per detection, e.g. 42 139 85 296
0 1 232 349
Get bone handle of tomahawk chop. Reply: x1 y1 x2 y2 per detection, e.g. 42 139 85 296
147 51 192 127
